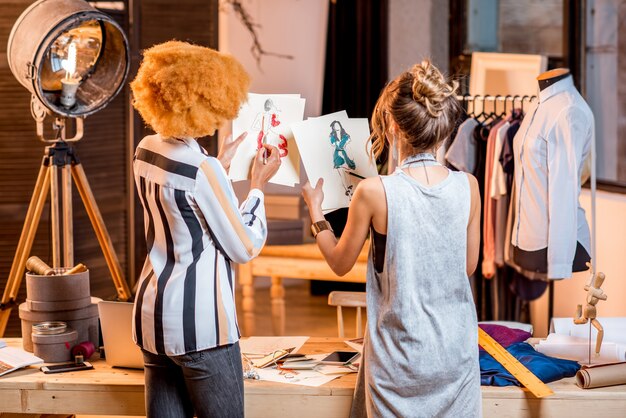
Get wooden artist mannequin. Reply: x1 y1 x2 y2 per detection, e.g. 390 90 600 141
573 264 608 355
537 68 571 91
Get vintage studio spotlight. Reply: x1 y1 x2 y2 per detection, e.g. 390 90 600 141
1 0 131 335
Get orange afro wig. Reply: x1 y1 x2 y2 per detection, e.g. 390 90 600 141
131 41 250 138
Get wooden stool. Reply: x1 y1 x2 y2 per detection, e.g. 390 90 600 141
328 291 366 338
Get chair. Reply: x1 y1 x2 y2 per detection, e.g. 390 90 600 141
328 291 367 338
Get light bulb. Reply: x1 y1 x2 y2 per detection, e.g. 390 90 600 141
60 42 79 108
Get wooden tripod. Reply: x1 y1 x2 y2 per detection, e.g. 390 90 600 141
0 140 131 336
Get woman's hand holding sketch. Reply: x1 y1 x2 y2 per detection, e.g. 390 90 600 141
302 178 325 219
218 132 248 172
250 144 281 191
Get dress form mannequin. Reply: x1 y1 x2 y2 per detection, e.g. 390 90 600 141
511 67 593 279
537 68 571 91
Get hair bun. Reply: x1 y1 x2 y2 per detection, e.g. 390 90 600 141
410 60 458 117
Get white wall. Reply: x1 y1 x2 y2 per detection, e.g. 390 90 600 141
219 0 328 118
388 0 449 78
586 0 620 181
553 189 626 318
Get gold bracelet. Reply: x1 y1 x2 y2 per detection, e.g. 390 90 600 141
310 220 333 238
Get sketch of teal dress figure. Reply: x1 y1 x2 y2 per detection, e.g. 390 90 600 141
330 131 356 170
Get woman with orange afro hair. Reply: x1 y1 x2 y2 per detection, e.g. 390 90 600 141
130 41 280 418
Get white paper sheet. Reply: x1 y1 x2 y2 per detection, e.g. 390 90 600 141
550 317 626 345
230 93 305 186
0 347 43 377
255 366 341 387
344 340 363 354
253 353 354 387
239 336 309 357
292 113 378 211
536 334 626 364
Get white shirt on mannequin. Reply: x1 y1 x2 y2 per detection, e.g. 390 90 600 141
512 75 593 279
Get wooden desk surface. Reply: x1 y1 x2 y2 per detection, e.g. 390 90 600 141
1 338 626 417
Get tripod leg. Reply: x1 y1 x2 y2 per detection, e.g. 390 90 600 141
50 164 61 268
0 163 51 336
71 163 131 300
62 164 73 267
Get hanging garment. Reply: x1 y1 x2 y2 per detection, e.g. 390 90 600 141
480 342 580 387
504 182 550 300
351 164 481 418
489 121 511 268
482 119 508 278
501 120 520 197
445 118 479 173
512 76 593 279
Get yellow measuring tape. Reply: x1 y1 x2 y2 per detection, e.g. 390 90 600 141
478 327 554 398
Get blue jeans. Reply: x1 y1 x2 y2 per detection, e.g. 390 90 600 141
142 342 244 418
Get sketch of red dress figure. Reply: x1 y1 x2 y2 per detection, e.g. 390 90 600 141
329 120 357 199
252 99 288 158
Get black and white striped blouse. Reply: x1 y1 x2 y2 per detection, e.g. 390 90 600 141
132 134 266 356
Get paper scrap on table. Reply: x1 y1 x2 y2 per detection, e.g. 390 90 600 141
239 336 309 357
254 353 355 387
254 366 341 387
230 93 305 187
344 338 364 353
292 112 378 212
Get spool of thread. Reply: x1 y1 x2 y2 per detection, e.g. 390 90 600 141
71 340 96 361
26 256 54 276
65 263 88 275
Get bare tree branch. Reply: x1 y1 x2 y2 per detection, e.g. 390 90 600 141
222 0 294 67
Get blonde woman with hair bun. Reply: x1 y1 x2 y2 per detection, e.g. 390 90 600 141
303 60 482 417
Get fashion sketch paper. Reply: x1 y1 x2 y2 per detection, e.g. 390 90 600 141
292 113 378 211
230 93 305 186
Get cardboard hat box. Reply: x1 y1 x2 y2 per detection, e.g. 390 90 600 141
32 328 78 363
25 269 91 312
19 297 100 352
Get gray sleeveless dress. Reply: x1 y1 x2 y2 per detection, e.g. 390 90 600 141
350 167 481 418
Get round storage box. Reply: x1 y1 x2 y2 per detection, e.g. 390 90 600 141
25 269 91 312
19 297 100 352
32 327 78 363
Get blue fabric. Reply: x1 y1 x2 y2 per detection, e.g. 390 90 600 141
480 342 580 386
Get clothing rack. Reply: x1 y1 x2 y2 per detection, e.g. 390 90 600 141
456 94 538 102
456 95 538 116
455 92 598 328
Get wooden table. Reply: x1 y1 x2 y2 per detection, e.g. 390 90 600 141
1 338 626 417
238 243 369 335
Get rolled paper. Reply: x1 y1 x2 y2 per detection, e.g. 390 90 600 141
25 256 55 275
65 263 88 275
576 362 626 389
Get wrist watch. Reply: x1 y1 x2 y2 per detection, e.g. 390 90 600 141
310 220 333 238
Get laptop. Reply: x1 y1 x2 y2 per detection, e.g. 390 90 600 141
98 301 144 369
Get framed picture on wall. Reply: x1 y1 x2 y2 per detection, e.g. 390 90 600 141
470 52 548 97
